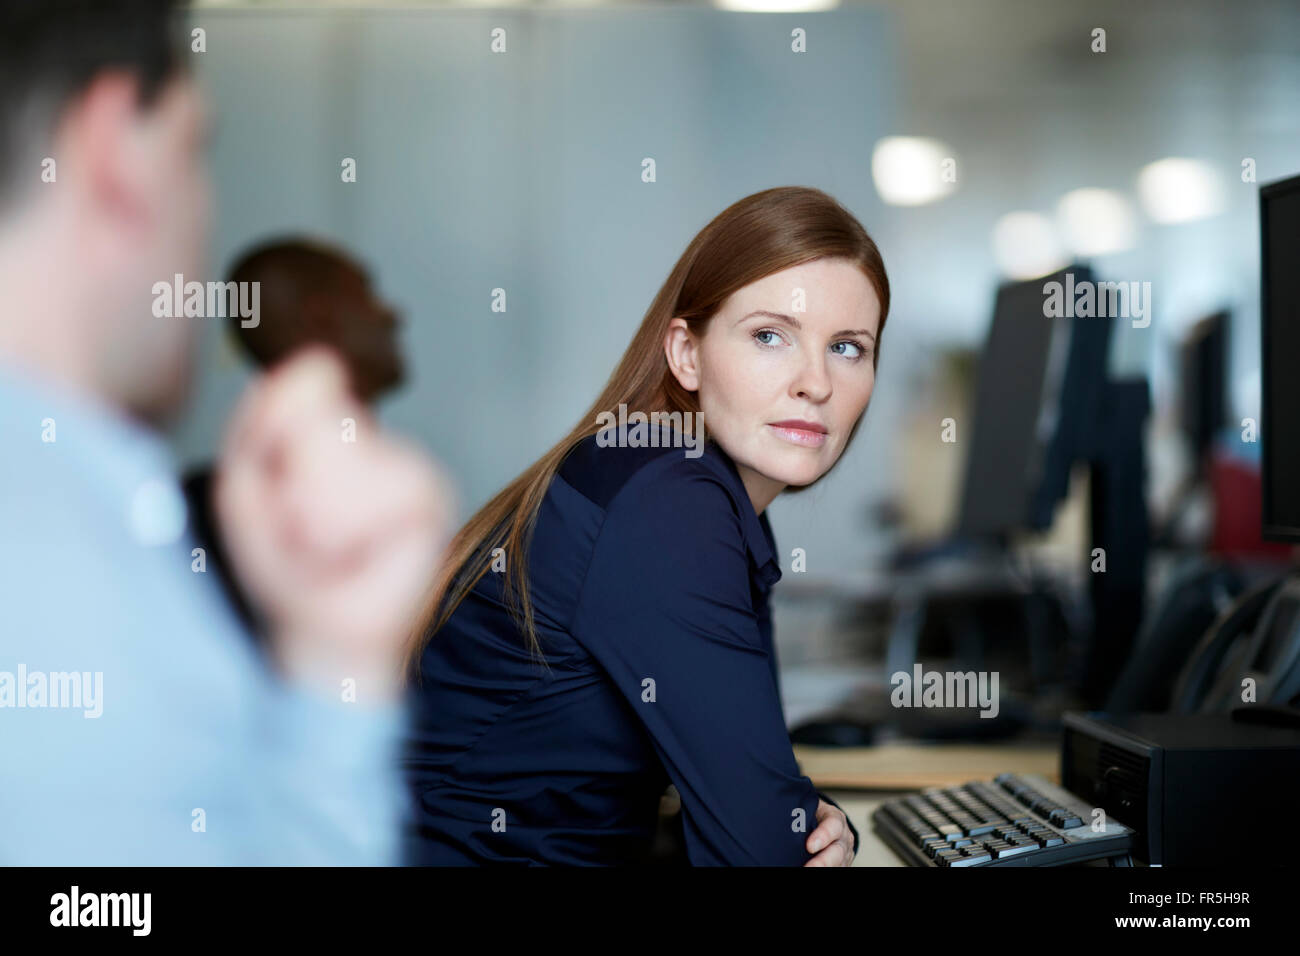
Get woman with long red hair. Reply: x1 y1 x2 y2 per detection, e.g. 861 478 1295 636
405 186 890 866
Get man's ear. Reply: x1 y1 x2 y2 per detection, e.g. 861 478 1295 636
664 317 701 392
72 71 155 237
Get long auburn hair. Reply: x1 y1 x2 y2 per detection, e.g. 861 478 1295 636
405 186 891 676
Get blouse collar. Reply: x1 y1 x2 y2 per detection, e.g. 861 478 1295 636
705 439 783 592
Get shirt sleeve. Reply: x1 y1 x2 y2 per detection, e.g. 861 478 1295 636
175 555 411 866
760 589 862 856
569 459 822 866
249 676 410 866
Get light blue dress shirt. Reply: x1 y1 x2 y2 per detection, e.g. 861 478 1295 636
0 364 408 865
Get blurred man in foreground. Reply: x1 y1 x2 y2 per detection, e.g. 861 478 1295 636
0 0 451 864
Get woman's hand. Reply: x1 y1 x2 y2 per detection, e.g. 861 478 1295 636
804 799 856 866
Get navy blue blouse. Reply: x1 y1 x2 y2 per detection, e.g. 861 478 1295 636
405 431 854 865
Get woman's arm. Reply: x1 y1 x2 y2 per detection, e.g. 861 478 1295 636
569 460 822 866
758 573 861 862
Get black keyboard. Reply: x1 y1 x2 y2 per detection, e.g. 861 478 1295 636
872 772 1136 867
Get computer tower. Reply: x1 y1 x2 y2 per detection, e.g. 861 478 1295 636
1061 711 1300 866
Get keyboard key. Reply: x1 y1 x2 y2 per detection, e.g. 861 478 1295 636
991 844 1039 859
1049 810 1084 829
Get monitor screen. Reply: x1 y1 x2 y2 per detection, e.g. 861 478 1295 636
957 268 1081 539
1261 176 1300 541
1180 311 1228 472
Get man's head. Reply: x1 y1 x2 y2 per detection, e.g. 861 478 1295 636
0 0 208 424
226 240 406 403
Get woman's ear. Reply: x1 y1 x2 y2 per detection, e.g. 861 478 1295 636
664 317 701 392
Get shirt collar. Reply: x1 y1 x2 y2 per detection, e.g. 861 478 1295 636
706 439 782 591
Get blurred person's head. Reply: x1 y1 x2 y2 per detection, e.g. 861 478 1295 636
226 239 405 403
0 0 206 425
412 185 889 667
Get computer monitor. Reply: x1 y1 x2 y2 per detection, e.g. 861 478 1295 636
956 265 1104 539
1180 310 1228 476
1260 175 1300 542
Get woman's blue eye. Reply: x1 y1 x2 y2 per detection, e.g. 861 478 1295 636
832 340 865 360
753 329 784 347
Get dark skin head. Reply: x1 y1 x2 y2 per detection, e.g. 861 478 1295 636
228 240 405 402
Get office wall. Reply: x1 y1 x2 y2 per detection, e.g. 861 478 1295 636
172 6 908 578
172 1 1300 593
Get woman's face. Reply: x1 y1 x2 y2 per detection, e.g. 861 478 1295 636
665 257 882 513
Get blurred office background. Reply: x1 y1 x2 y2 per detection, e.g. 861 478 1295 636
172 0 1300 732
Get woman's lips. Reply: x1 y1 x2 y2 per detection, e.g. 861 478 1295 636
768 420 828 448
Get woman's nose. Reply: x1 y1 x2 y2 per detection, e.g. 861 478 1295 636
791 354 832 402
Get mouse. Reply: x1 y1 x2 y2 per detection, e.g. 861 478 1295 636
789 719 877 748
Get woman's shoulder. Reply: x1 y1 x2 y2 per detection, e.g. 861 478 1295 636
556 433 779 611
558 430 739 508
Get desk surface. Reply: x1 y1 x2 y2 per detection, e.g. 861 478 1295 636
795 741 1058 790
798 742 1060 866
